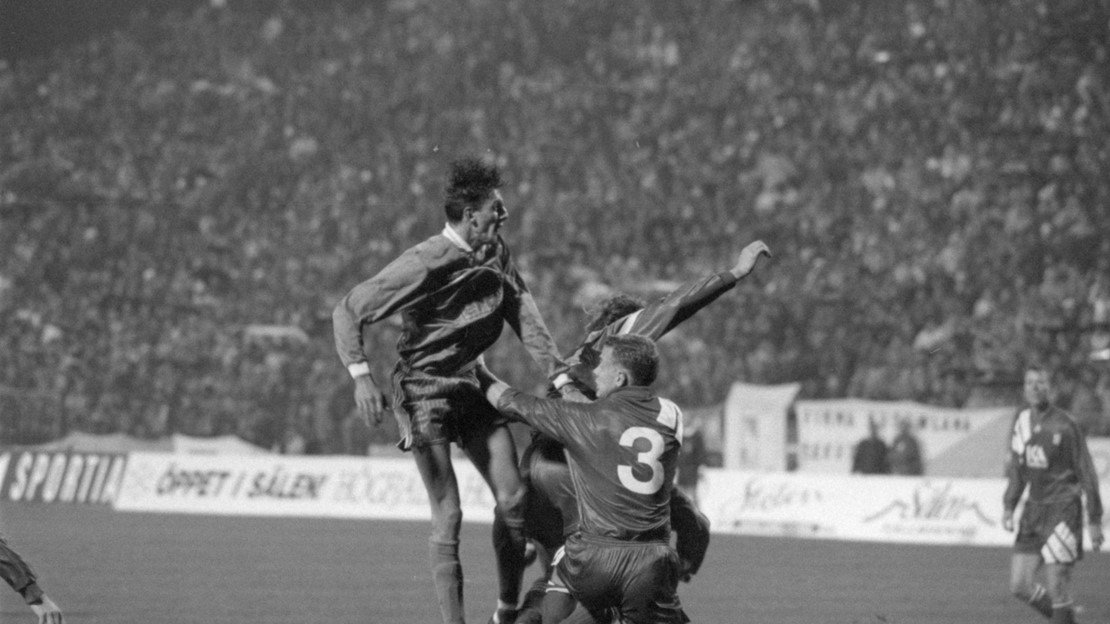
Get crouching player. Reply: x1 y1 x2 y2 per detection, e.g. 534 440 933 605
479 334 689 624
1003 366 1103 624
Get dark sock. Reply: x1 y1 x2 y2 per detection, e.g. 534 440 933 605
430 539 464 624
493 510 527 604
1027 585 1053 619
541 591 576 624
1051 603 1075 624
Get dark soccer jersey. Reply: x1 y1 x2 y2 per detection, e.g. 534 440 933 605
1003 405 1103 522
498 385 682 542
333 233 562 377
560 271 739 396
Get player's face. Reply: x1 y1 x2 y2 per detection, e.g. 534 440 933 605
593 346 627 399
1023 369 1051 408
467 190 507 247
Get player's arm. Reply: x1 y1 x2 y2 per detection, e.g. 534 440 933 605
1001 413 1028 531
1073 423 1103 550
0 538 64 623
499 244 566 377
332 249 430 425
670 488 710 581
626 240 771 341
477 361 591 445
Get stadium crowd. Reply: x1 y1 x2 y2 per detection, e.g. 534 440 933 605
1 0 1109 452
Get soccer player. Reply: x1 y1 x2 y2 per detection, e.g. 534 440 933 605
332 158 565 624
1003 366 1104 624
478 334 688 624
1 535 65 623
505 240 770 623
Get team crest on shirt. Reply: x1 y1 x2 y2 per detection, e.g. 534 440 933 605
1052 433 1061 446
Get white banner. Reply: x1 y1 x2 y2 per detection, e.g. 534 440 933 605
723 382 800 472
1088 437 1110 484
794 399 1012 474
699 468 1110 547
114 453 497 520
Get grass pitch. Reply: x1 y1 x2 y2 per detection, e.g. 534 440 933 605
0 503 1107 623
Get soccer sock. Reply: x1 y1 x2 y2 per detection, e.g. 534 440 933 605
1050 602 1076 624
429 538 464 624
1027 585 1053 619
493 510 527 604
541 591 576 624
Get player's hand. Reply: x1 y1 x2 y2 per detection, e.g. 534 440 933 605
678 558 695 583
731 240 771 279
1089 522 1104 551
31 596 64 624
1001 509 1014 532
559 384 591 403
353 375 386 427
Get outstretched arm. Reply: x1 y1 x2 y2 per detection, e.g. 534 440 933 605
0 538 64 623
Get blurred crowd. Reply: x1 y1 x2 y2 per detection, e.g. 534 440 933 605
1 0 1109 452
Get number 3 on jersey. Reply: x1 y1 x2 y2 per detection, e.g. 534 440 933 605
617 399 682 495
618 427 665 494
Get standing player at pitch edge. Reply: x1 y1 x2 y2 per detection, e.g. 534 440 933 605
332 158 565 624
1003 365 1103 624
478 334 689 624
500 240 771 624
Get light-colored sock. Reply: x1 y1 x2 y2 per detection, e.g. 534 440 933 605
430 539 464 624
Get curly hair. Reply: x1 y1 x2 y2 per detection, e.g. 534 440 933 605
444 157 503 222
585 293 646 333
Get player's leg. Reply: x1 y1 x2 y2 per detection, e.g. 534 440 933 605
463 422 528 623
619 543 685 624
1043 563 1076 624
413 442 467 624
1010 553 1051 618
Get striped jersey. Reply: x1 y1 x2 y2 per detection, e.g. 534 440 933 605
1003 404 1102 522
333 233 563 377
561 271 740 397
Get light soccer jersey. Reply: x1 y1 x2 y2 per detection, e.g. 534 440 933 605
1003 405 1103 523
498 385 683 542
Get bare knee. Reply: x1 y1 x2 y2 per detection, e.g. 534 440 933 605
430 504 463 542
496 484 526 519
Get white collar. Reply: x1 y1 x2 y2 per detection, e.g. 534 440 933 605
441 223 473 253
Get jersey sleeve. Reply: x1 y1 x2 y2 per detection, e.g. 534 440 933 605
332 246 431 369
1073 423 1103 523
497 242 565 376
625 271 739 341
496 387 595 449
0 537 43 604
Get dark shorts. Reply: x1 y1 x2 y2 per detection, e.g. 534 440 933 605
554 533 688 624
522 439 578 551
391 364 509 450
1014 498 1085 564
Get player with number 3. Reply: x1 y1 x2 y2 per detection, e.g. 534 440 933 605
477 334 688 624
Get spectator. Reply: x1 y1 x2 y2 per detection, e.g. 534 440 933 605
851 419 891 475
889 418 924 476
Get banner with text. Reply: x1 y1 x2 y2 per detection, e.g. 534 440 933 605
114 452 497 520
699 468 1110 546
794 399 1012 474
0 451 128 504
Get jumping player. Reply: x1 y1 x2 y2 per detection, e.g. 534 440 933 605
479 334 689 624
332 158 565 624
1003 365 1103 624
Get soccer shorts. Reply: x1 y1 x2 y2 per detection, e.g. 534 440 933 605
553 532 688 624
522 438 579 551
391 364 509 450
1014 498 1085 564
